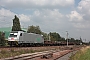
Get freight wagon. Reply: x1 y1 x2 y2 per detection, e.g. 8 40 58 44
8 31 44 46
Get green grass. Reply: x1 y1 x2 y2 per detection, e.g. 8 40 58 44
70 46 90 60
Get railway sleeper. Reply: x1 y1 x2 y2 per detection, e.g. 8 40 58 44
41 53 53 59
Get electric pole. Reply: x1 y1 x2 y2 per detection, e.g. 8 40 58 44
66 31 68 46
49 33 50 41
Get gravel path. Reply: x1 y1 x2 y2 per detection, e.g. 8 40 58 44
57 51 77 60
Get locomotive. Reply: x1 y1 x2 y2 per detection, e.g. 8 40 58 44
8 31 44 46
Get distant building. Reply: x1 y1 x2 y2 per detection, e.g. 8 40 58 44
0 27 27 39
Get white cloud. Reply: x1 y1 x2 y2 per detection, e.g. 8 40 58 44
0 8 31 27
0 8 15 18
67 11 83 22
78 0 90 12
32 9 64 24
78 0 90 17
28 9 68 32
76 0 90 31
0 0 75 9
66 0 90 30
67 10 90 29
34 10 40 16
0 8 15 27
73 22 90 29
19 14 31 22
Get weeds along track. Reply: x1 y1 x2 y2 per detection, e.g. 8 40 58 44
0 45 74 49
0 46 67 51
0 45 81 53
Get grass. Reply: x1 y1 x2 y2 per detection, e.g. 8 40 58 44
70 46 90 60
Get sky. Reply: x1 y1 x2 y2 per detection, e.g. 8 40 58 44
0 0 90 42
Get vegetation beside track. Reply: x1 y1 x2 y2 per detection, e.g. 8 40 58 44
70 46 90 60
0 49 36 59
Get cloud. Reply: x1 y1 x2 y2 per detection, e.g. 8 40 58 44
0 8 15 18
67 11 83 22
21 9 72 33
75 0 90 29
78 0 90 20
78 0 90 12
19 14 31 22
0 8 15 27
73 22 90 29
0 0 75 9
31 9 64 25
0 8 31 27
67 0 90 29
67 10 90 29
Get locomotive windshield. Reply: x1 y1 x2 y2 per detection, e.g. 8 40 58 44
9 32 18 37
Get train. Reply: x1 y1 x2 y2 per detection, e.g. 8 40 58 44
8 31 80 46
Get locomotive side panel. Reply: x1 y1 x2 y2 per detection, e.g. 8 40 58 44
19 33 44 44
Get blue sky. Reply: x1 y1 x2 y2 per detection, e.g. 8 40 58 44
0 0 90 42
75 0 81 6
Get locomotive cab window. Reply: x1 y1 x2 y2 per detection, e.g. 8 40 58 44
9 33 17 37
20 33 22 36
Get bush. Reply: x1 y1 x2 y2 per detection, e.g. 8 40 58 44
0 32 6 46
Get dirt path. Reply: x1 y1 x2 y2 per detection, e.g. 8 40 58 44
57 51 77 60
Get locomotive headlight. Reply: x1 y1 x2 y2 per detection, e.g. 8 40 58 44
8 38 11 40
14 38 18 41
8 38 12 41
14 38 17 39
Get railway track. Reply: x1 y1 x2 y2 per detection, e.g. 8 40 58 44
1 50 59 60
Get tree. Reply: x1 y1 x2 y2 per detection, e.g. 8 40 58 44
27 25 35 33
68 38 75 42
27 25 42 34
0 32 5 46
60 37 65 41
12 15 21 31
49 32 61 41
41 32 48 40
35 26 42 34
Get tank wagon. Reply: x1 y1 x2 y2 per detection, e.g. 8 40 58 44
8 31 44 46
